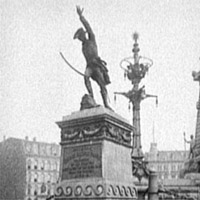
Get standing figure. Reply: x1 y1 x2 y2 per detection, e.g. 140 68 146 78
73 6 112 110
185 135 196 159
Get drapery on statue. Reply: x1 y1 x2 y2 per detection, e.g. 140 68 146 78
73 6 112 110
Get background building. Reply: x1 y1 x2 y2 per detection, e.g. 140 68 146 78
145 142 188 180
0 137 61 200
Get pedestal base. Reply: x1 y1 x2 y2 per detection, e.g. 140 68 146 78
181 157 200 178
55 106 137 200
55 178 137 200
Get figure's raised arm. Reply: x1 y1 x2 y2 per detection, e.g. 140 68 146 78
76 6 95 40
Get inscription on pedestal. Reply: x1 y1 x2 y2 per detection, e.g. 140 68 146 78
62 143 102 180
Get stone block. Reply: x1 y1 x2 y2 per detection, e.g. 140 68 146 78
55 106 137 200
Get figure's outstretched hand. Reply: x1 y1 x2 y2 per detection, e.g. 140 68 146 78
76 6 84 17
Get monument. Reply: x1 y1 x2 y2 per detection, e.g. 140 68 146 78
154 62 200 200
55 107 137 200
55 6 137 200
181 69 200 177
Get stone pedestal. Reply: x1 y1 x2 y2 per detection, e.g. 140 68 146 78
148 171 158 200
55 106 137 200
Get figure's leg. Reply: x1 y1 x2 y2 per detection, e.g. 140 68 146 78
191 149 194 159
101 87 110 108
84 67 94 98
189 149 192 159
95 69 112 110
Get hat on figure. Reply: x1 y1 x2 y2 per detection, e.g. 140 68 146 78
73 28 86 39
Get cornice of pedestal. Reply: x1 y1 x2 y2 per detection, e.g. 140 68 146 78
56 106 133 147
57 106 131 128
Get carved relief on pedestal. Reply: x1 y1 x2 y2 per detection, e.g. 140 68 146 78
55 182 137 199
61 121 131 146
107 184 137 198
55 184 104 198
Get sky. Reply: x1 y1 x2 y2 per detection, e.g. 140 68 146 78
1 0 200 152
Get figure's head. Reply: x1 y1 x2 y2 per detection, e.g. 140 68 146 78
73 28 86 41
191 135 194 139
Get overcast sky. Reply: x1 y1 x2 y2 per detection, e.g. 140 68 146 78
1 0 200 152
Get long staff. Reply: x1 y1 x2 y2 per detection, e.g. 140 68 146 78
60 52 86 77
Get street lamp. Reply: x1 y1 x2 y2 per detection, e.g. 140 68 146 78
115 32 158 181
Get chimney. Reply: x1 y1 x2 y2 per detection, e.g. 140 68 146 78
33 137 36 142
25 136 29 141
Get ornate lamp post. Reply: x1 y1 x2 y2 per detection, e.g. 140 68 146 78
115 32 157 181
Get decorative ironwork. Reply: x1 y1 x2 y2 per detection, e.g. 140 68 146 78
120 33 153 84
115 32 157 181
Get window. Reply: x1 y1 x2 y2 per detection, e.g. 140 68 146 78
34 159 38 170
27 184 31 195
171 165 176 171
164 165 168 171
54 161 57 170
27 159 32 170
52 146 57 156
47 187 51 195
41 183 46 194
158 173 162 179
41 173 45 182
46 160 51 170
164 172 168 179
53 173 57 183
171 173 176 179
34 173 38 183
28 172 31 183
170 153 173 160
41 160 45 170
34 185 38 199
47 173 51 183
158 165 162 171
28 188 31 195
178 164 182 170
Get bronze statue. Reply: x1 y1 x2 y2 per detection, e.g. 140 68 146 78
184 134 196 159
74 6 112 110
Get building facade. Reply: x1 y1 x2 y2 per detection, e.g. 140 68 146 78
145 143 188 180
0 137 61 200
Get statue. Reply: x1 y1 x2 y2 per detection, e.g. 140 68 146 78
74 6 112 110
184 134 196 159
